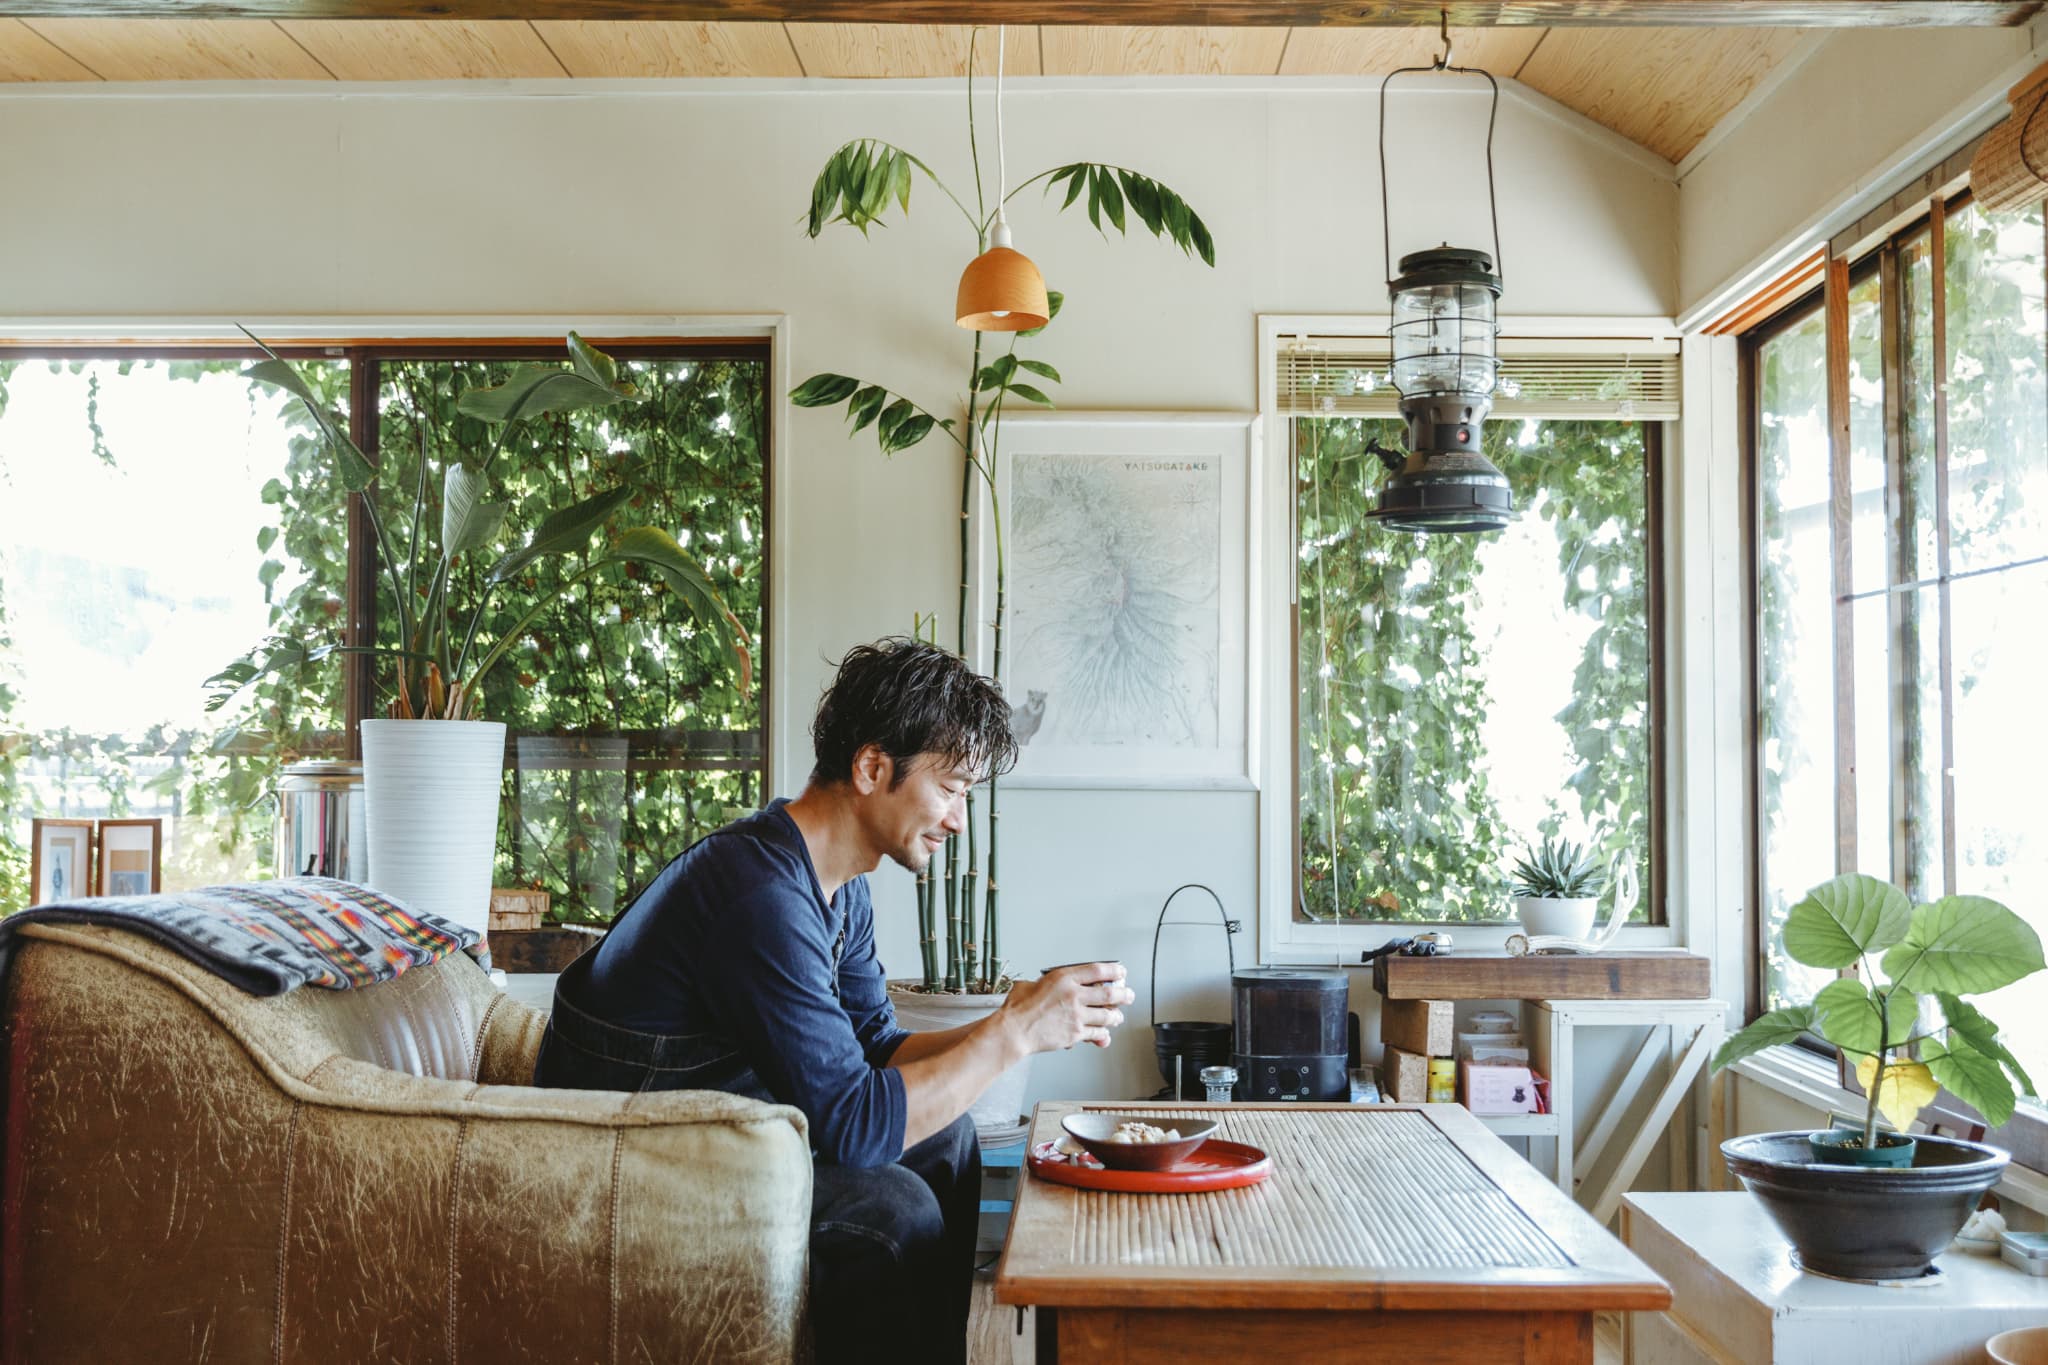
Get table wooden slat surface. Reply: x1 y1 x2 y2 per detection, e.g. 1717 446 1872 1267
997 1102 1670 1324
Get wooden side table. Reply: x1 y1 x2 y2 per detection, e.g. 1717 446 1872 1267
996 1101 1669 1364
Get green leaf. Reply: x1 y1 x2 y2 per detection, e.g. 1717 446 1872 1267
255 525 278 553
847 385 888 435
1936 991 2037 1098
1882 895 2045 994
1004 382 1054 407
1119 169 1163 235
1188 211 1216 267
1017 290 1064 338
456 362 634 424
1782 874 1913 969
875 398 914 445
1713 1005 1816 1071
440 463 507 560
885 412 938 452
1015 359 1062 383
602 526 752 696
1923 1036 2019 1126
243 357 374 492
1086 167 1103 230
565 332 624 392
892 149 913 212
1059 166 1087 211
1812 977 1917 1059
484 484 634 584
1096 167 1127 233
791 373 861 407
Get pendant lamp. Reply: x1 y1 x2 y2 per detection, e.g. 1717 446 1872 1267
957 27 1050 332
1362 18 1513 534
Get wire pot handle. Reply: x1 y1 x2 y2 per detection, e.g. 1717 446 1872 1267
1149 882 1241 1029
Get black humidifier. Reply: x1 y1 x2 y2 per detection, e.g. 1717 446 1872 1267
1231 968 1350 1101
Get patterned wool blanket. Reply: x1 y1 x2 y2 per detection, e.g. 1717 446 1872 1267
0 876 479 996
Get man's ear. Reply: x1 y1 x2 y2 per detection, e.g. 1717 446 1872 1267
850 743 893 795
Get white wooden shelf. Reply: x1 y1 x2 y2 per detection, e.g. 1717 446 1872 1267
1476 1113 1561 1137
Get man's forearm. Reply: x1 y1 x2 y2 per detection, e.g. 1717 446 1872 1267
893 1014 1027 1149
885 1021 982 1068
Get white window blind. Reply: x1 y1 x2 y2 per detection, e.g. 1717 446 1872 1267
1275 332 1680 420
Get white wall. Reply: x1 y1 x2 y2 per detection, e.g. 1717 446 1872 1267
0 75 1674 1106
1678 23 2046 324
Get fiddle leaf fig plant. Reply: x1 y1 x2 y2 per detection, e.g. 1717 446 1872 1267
206 331 751 722
1713 873 2043 1149
792 30 1215 995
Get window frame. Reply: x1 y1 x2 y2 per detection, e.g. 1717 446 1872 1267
1740 192 2048 1168
1256 313 1681 963
0 319 784 911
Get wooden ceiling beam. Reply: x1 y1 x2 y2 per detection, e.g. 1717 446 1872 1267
0 3 2035 28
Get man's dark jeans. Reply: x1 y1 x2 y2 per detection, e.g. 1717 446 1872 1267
535 953 980 1365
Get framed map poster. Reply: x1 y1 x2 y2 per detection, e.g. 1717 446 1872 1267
972 412 1258 789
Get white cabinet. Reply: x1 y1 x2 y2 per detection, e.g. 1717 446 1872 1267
1623 1192 2048 1364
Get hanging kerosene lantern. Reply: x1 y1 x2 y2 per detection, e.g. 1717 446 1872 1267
1363 20 1514 534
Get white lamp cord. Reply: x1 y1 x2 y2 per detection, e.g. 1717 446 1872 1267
993 26 1011 247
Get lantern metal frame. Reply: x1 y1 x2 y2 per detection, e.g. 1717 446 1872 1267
1363 18 1515 535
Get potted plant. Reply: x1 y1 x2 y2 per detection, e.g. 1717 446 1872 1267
207 333 749 936
1509 835 1605 941
788 31 1215 1136
1713 872 2043 1280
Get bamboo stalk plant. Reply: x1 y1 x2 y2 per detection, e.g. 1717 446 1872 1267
792 34 1214 993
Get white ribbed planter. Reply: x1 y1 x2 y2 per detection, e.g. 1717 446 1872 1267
360 718 506 935
1513 894 1598 941
889 981 1034 1142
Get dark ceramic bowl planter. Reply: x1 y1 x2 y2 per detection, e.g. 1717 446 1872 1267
1806 1127 1917 1168
1723 1130 2009 1280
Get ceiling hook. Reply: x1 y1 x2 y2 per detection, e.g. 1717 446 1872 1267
1433 8 1454 70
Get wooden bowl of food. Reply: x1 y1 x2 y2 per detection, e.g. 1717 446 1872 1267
1060 1113 1219 1171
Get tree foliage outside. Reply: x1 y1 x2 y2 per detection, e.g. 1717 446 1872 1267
0 352 766 924
1296 415 1653 923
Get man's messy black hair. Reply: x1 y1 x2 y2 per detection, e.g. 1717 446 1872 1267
809 637 1018 789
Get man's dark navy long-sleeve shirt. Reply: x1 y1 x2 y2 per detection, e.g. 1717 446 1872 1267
581 798 910 1167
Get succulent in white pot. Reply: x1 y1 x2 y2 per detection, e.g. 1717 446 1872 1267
1509 836 1606 941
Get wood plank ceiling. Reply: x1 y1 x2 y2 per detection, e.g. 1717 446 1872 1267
0 18 1827 162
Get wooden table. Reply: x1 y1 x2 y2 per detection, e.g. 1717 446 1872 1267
995 1102 1670 1364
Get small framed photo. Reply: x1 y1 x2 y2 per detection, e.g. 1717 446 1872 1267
96 819 163 898
30 819 96 904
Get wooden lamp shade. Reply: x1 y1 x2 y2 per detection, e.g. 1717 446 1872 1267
955 243 1050 332
1971 62 2048 216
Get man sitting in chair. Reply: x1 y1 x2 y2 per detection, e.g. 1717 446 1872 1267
535 637 1134 1364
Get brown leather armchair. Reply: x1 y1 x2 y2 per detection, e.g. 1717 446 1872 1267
0 921 812 1363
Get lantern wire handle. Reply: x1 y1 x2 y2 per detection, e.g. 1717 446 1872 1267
1377 47 1502 291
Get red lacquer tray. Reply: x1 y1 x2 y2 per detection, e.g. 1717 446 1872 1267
1027 1138 1273 1193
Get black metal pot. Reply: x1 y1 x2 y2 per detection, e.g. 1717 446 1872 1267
1153 1020 1232 1099
1722 1130 2009 1280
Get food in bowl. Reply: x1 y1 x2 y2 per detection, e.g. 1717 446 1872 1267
1111 1121 1182 1144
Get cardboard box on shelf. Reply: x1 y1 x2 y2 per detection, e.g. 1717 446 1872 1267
1463 1061 1543 1115
1382 998 1455 1057
1382 1044 1433 1104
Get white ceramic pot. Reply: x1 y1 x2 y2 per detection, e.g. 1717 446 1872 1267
1513 895 1598 941
889 981 1034 1141
360 718 507 935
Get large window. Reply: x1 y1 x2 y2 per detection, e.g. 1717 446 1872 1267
0 341 768 923
1749 196 2048 1110
1291 397 1661 925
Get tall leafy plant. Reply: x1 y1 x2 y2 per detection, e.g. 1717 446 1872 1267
792 37 1215 992
209 333 750 724
1714 873 2044 1149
